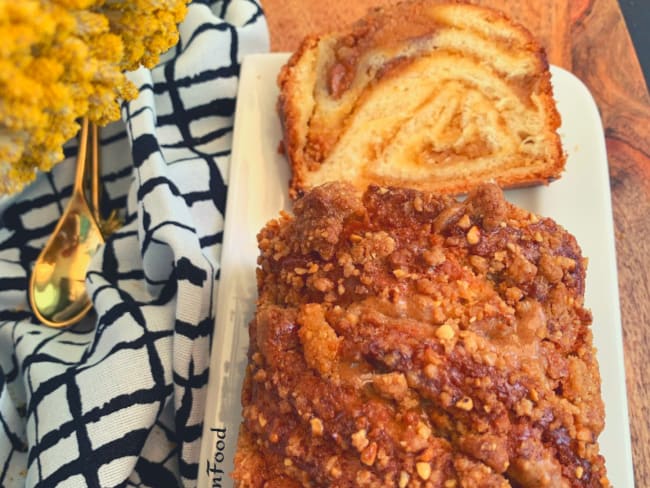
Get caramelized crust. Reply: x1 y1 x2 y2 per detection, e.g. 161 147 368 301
233 182 608 487
277 1 565 199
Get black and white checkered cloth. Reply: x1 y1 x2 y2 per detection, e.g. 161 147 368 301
0 1 268 486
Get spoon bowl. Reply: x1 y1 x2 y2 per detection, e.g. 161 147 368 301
29 118 105 328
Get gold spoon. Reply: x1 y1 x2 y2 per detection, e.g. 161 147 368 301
29 118 105 328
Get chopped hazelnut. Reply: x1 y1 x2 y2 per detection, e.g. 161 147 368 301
398 471 409 488
417 422 432 439
422 247 445 266
483 352 496 366
469 254 488 273
557 255 576 270
455 397 474 411
393 268 408 279
326 456 341 478
424 363 438 379
376 447 390 468
457 214 471 229
440 391 453 407
356 470 371 484
373 372 408 400
466 226 481 245
310 417 324 436
346 312 359 326
258 413 267 427
416 278 436 295
413 195 424 212
253 368 267 382
313 277 334 292
436 323 455 340
576 466 584 479
515 398 533 417
416 462 432 480
505 286 524 303
360 274 373 285
360 442 378 466
351 429 369 451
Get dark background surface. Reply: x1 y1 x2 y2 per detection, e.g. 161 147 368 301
619 0 650 88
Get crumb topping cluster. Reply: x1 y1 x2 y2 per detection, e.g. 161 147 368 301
233 182 608 487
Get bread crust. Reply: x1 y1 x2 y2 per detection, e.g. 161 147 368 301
233 182 609 487
277 1 566 199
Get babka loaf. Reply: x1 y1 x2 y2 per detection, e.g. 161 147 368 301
278 1 565 198
233 182 608 487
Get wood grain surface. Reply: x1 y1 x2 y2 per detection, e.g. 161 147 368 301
260 0 650 485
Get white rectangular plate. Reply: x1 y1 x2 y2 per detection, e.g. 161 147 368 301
198 53 634 488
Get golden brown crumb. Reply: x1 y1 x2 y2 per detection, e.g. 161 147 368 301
277 1 565 199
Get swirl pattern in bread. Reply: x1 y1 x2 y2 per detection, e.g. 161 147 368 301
278 1 565 198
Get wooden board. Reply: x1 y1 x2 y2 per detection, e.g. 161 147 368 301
260 0 650 485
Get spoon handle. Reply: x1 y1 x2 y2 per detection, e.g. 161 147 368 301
88 123 123 238
90 122 101 223
74 118 89 196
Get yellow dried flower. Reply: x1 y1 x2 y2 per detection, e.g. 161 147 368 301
0 0 189 195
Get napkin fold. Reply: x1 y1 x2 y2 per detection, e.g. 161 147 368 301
0 1 269 486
